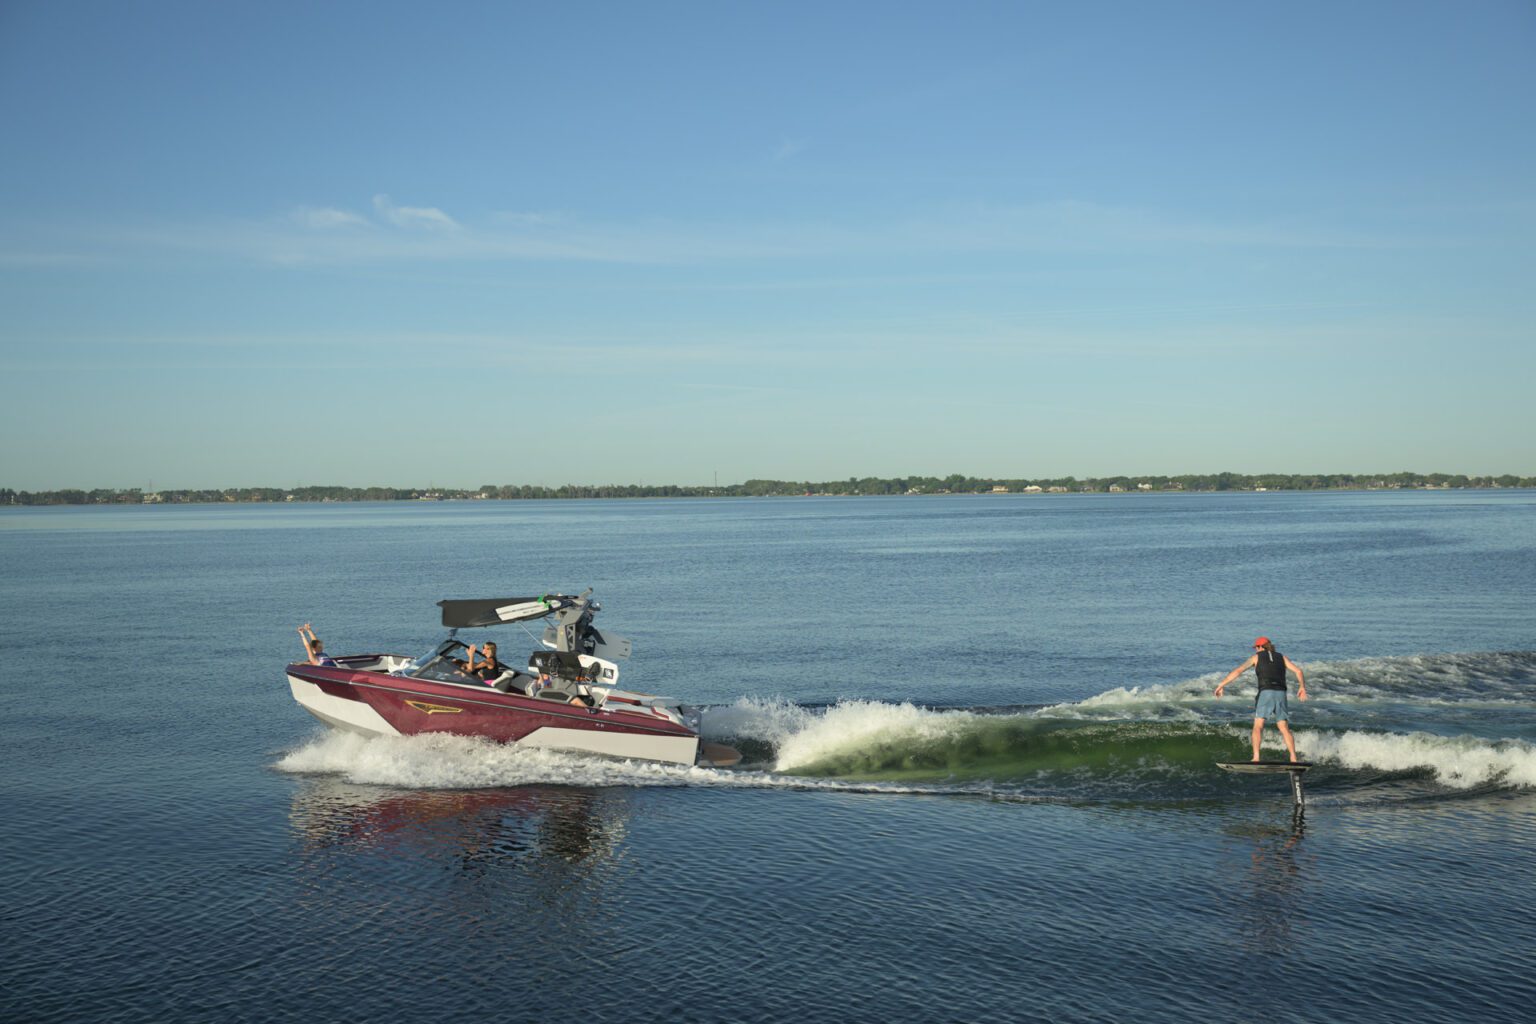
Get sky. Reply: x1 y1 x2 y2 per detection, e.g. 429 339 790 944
1 0 1533 490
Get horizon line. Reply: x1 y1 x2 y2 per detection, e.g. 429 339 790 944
5 469 1534 502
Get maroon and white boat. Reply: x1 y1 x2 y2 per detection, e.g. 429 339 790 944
285 591 740 768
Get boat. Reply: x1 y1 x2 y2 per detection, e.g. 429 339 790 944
285 590 740 768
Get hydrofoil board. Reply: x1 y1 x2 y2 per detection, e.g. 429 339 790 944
1216 761 1312 774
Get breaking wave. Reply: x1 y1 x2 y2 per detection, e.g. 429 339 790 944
1037 650 1536 719
1302 729 1536 790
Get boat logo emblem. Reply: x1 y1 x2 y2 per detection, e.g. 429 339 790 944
405 700 463 715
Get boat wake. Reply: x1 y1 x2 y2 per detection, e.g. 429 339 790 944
276 651 1536 803
275 729 999 798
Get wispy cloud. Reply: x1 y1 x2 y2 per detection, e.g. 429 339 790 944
372 194 459 230
0 249 94 267
2 196 1418 270
774 137 809 162
492 210 566 226
292 206 371 229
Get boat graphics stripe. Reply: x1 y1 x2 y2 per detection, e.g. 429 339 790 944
404 700 464 715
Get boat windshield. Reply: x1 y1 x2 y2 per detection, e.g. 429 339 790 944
408 638 481 684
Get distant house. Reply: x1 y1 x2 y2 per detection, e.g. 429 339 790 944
1047 486 1069 493
1023 485 1043 493
1138 483 1153 491
1108 484 1126 492
991 485 1009 493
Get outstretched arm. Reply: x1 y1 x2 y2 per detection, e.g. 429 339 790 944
1286 656 1308 701
1215 655 1257 696
297 623 319 661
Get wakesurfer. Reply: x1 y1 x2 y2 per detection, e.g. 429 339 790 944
1215 636 1308 762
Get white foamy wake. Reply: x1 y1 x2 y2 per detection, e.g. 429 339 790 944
274 728 989 796
1297 729 1536 790
770 700 976 772
1035 676 1217 720
1039 651 1536 718
1306 651 1536 704
700 696 982 772
275 730 713 789
699 696 818 748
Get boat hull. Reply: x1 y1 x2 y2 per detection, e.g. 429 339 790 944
287 664 703 766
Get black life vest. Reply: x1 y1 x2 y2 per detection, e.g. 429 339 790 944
1254 649 1287 691
470 658 505 681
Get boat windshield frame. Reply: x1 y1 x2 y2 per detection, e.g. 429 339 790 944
405 637 483 684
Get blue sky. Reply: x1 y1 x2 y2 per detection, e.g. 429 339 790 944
2 0 1532 489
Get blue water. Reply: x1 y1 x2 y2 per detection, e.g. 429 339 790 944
3 491 1535 1023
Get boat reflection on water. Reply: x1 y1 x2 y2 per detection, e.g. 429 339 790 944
287 777 629 873
284 779 645 957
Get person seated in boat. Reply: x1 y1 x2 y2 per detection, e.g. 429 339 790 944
463 641 509 684
297 623 338 667
531 668 593 706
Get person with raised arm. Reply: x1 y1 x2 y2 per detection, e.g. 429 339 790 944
463 641 508 684
297 622 338 667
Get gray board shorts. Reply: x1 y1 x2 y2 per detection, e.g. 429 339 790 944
1253 689 1289 722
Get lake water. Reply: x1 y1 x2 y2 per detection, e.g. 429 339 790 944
3 491 1534 1023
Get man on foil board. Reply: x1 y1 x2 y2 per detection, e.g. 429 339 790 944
1214 636 1309 764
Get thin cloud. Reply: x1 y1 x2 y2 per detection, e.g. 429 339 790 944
774 137 809 162
8 197 1417 269
0 249 93 267
902 200 1396 252
292 206 370 229
491 210 565 226
372 194 459 230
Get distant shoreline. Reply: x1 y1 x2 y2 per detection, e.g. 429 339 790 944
4 472 1533 506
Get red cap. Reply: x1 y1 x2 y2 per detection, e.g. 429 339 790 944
1254 636 1271 648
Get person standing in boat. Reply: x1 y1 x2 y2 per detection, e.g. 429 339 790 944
1214 637 1308 763
297 623 338 667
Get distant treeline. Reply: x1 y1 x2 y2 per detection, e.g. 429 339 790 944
4 472 1533 506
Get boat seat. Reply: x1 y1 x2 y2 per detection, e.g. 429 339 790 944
492 672 533 694
534 687 595 707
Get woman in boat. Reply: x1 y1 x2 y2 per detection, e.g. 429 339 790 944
463 641 508 683
298 623 338 667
